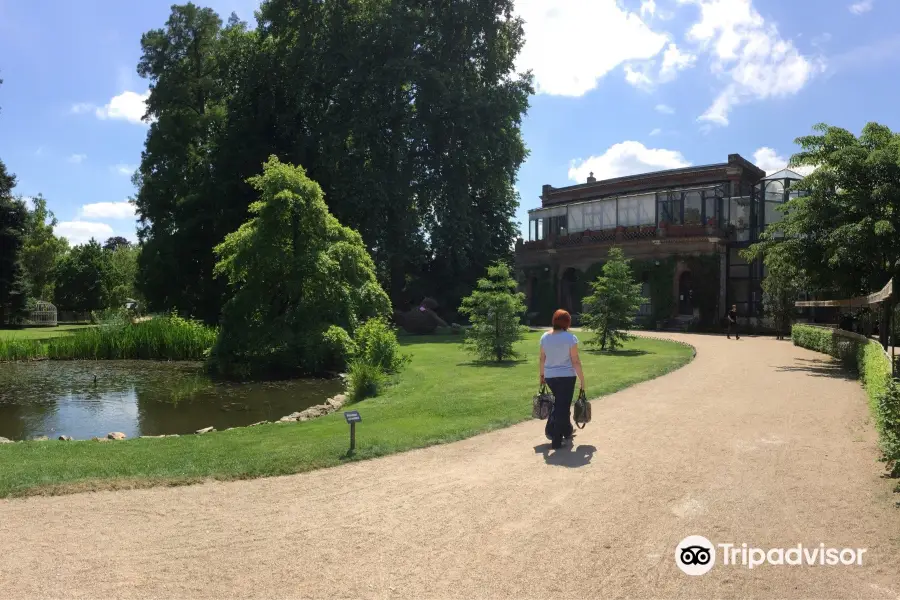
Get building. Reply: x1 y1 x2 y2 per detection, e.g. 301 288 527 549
514 153 805 329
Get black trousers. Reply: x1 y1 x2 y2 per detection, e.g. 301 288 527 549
727 320 739 338
545 376 576 445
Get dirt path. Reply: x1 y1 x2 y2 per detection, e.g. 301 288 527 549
2 333 899 599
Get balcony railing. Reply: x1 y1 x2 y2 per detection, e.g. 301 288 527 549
520 223 729 251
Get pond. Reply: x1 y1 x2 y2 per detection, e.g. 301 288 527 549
0 361 345 440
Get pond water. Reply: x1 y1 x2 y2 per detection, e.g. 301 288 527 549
0 361 345 440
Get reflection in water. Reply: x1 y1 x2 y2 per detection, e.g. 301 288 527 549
0 361 344 440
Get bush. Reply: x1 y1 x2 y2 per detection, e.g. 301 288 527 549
459 262 527 362
321 325 356 372
792 323 900 475
346 360 387 401
353 317 407 374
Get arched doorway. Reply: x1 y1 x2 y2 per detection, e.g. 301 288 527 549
678 271 693 316
560 268 579 314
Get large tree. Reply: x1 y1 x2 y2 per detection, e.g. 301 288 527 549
746 122 900 297
54 239 110 312
0 76 30 325
133 1 532 324
21 194 69 301
209 156 391 377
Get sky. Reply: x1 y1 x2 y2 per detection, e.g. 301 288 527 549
1 0 899 245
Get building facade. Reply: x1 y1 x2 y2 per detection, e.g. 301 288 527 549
514 154 805 328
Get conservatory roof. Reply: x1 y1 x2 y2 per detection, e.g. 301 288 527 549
762 168 805 181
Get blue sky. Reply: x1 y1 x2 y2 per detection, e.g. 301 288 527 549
0 0 898 245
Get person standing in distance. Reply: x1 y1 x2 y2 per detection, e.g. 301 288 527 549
727 304 740 340
539 309 586 449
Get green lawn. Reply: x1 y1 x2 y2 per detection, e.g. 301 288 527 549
0 324 95 341
0 332 693 498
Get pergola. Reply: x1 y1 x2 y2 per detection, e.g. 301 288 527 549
795 279 894 365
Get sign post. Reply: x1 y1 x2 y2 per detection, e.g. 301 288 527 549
343 410 361 453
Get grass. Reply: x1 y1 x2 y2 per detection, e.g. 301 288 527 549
0 332 694 498
0 316 216 362
0 324 94 341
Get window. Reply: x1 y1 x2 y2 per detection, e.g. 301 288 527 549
684 191 702 226
704 192 719 227
765 180 785 203
617 194 655 227
568 204 584 232
729 279 750 306
657 192 682 225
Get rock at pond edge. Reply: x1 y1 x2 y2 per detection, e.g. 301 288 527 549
196 426 215 434
32 436 49 441
58 435 73 441
0 437 12 444
107 432 127 440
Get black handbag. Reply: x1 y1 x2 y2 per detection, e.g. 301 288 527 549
532 384 555 420
574 388 591 429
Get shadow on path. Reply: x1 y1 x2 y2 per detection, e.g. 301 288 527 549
534 443 597 468
775 357 856 380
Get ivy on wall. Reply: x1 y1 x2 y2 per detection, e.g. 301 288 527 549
524 251 723 329
522 266 557 325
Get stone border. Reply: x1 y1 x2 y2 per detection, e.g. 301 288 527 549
0 392 350 444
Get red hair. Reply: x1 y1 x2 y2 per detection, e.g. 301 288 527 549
552 309 571 331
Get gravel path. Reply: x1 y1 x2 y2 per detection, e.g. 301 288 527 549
2 333 899 599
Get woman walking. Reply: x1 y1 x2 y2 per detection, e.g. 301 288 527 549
540 309 586 450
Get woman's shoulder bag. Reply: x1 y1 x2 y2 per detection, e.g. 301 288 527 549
532 384 555 420
574 388 592 429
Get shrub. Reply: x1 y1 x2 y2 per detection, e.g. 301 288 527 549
582 248 644 351
346 360 386 401
353 317 407 374
459 261 527 362
792 323 900 475
321 325 356 372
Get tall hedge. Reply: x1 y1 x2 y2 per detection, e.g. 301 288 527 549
792 324 900 477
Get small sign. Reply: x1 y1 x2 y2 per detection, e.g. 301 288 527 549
344 410 362 423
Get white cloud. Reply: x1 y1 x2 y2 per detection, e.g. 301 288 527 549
112 164 136 176
641 0 657 17
515 0 668 96
753 147 817 176
659 43 697 81
650 128 663 136
55 221 115 246
80 201 136 220
67 154 87 164
655 103 675 114
752 147 787 174
624 64 655 89
680 0 822 126
849 0 873 14
568 141 691 183
70 103 94 115
95 90 150 124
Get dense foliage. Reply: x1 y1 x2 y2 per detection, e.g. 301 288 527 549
746 122 900 298
582 248 645 351
21 195 69 301
0 76 30 325
459 261 527 362
208 156 391 377
132 2 533 324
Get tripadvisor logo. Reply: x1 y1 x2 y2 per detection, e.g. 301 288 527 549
675 536 867 575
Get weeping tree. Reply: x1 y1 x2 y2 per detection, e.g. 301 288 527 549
209 156 391 377
582 247 644 351
459 261 527 362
